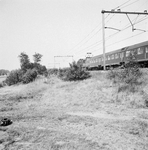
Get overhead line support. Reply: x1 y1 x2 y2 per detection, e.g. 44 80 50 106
101 10 148 70
101 10 148 15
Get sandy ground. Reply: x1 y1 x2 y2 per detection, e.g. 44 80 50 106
0 72 148 150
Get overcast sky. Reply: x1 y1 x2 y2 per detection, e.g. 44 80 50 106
0 0 148 70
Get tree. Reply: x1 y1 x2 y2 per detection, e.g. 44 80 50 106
18 52 30 72
33 53 42 64
62 61 91 81
77 59 85 67
5 69 24 86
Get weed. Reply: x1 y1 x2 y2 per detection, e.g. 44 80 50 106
107 53 142 93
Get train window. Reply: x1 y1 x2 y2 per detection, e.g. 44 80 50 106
108 55 110 60
146 47 148 53
126 51 130 57
120 52 124 58
111 54 114 59
130 50 134 55
115 53 118 59
138 48 143 54
132 49 137 55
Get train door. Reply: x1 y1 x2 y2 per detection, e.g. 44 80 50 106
145 46 148 59
137 47 145 60
120 52 124 62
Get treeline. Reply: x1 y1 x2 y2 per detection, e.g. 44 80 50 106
5 52 47 86
0 69 9 76
0 53 90 87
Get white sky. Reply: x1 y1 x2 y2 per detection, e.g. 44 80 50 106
0 0 148 70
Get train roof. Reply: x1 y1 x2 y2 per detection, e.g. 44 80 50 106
126 40 148 50
89 41 148 60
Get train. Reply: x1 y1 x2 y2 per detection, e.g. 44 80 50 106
83 41 148 70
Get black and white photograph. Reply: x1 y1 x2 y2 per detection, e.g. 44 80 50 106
0 0 148 149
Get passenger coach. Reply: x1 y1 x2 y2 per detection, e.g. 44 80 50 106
84 41 148 70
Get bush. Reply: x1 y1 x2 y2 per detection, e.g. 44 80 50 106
5 69 24 86
122 60 142 85
0 83 3 88
107 53 142 92
58 68 69 80
60 61 91 81
47 68 59 76
30 63 47 76
106 69 120 83
22 69 38 84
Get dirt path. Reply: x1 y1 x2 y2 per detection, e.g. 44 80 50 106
67 111 135 121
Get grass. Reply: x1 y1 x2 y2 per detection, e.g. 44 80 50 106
0 71 148 149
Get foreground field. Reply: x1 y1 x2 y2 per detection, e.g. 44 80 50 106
0 72 148 150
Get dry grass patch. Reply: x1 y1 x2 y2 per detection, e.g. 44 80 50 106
1 71 148 149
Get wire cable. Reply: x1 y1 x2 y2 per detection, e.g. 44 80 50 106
75 16 148 55
114 0 132 9
120 0 140 9
73 0 147 58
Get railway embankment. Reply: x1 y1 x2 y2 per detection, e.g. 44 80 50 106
0 70 148 150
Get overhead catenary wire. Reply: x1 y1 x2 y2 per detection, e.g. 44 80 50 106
105 0 132 25
75 15 148 56
69 15 111 53
72 0 142 55
91 31 147 54
68 1 135 54
120 0 140 9
69 25 101 52
74 1 145 54
114 0 132 9
68 15 111 53
73 0 147 60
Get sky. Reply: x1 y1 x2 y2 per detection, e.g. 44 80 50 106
0 0 148 70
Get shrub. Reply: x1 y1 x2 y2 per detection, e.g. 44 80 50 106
60 61 91 81
22 69 38 84
0 83 3 88
5 69 24 86
47 68 59 76
122 60 142 85
107 53 142 92
58 68 69 80
31 63 47 76
106 68 120 83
